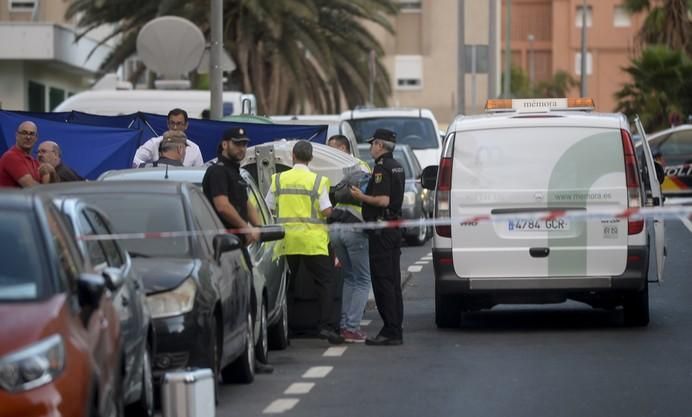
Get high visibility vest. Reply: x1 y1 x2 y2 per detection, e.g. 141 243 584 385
335 158 372 221
271 168 330 256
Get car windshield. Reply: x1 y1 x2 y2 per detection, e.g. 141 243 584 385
0 211 46 300
74 193 191 258
347 117 438 149
359 148 414 179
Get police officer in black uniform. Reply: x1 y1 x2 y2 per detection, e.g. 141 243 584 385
350 128 406 346
202 127 274 373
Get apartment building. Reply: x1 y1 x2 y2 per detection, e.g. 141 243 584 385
502 0 646 111
0 0 113 111
369 0 500 124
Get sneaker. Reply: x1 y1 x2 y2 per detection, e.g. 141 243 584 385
318 328 345 345
341 329 366 343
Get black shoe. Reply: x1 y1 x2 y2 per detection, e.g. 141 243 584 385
255 361 274 374
365 335 403 346
318 329 345 345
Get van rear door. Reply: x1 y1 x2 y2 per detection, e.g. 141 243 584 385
451 125 628 279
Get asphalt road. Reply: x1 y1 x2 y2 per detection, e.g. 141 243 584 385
211 220 692 417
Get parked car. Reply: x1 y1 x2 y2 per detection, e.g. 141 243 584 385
0 191 122 417
51 197 154 416
270 115 360 159
98 166 290 354
340 107 443 169
358 143 432 246
37 181 269 388
643 124 692 197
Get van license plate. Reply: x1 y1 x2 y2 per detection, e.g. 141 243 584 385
507 219 570 232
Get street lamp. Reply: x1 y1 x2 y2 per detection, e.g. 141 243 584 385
527 34 535 89
580 0 588 96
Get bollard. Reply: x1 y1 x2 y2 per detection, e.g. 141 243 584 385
161 368 215 417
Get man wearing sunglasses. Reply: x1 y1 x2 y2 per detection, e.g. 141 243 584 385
0 121 42 188
132 108 204 167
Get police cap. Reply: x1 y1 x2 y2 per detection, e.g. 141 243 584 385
367 128 396 143
222 127 250 143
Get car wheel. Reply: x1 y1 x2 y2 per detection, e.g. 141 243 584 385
125 344 154 417
221 309 255 384
269 296 289 350
623 285 650 326
406 214 428 246
255 300 269 364
435 289 462 329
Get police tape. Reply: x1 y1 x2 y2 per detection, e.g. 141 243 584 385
76 204 692 241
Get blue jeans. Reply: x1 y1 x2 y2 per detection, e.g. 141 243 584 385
330 228 371 331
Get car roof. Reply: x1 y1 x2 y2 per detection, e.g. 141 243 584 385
340 107 436 120
99 167 206 182
646 123 692 140
0 190 40 210
448 111 627 132
33 180 186 195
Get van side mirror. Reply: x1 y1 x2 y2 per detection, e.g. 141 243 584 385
102 267 125 291
259 225 285 242
77 273 106 311
213 234 242 261
421 165 438 190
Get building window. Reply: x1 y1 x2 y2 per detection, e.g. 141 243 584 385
575 5 593 28
28 81 45 112
8 0 36 11
399 0 422 12
464 45 489 74
574 52 593 75
49 87 65 111
395 55 423 90
613 5 631 27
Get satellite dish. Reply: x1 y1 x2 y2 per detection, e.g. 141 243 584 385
136 16 206 79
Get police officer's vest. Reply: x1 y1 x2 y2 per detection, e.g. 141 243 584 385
335 158 372 221
271 168 330 256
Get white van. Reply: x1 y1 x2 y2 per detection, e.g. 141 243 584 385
339 107 442 169
55 89 256 118
421 98 665 328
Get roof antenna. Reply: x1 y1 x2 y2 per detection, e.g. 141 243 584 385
164 162 169 179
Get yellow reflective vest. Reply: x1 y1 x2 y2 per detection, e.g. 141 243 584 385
271 167 331 256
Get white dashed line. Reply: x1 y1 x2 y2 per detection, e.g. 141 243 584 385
421 256 433 261
263 399 300 414
426 252 432 256
408 265 423 273
323 346 347 357
360 320 372 326
302 366 333 378
680 216 692 233
284 382 315 395
415 260 429 265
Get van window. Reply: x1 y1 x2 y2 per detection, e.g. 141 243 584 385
455 127 624 194
348 117 438 149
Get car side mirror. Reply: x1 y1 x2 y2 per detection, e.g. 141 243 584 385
213 233 242 261
259 225 285 242
421 165 439 190
77 273 106 311
102 267 124 291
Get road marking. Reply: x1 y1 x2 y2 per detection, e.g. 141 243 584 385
302 366 333 378
422 256 433 261
426 252 432 256
263 399 300 414
284 382 315 395
415 260 429 265
680 216 692 233
408 265 423 273
360 320 372 326
323 346 347 357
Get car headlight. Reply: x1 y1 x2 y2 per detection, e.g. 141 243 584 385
0 335 65 392
147 278 197 319
403 191 417 207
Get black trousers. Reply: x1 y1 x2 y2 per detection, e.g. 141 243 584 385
368 229 403 339
286 254 337 331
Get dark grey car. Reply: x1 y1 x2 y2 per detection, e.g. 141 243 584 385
358 143 432 245
52 198 154 416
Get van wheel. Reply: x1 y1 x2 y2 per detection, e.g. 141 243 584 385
623 286 650 326
435 290 461 328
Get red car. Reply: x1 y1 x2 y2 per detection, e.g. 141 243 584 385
0 192 122 417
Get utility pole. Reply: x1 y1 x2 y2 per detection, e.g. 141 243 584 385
210 0 223 120
488 0 498 99
503 0 511 98
580 0 588 97
368 49 376 106
528 34 535 89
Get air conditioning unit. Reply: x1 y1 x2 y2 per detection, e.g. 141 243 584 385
8 0 36 12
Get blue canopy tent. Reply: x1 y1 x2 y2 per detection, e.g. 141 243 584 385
0 110 327 180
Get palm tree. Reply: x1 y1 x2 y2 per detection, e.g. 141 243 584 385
65 0 398 114
624 0 692 54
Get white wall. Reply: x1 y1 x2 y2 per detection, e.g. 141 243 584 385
0 61 26 110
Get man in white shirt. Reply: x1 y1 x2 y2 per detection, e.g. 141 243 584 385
132 108 204 167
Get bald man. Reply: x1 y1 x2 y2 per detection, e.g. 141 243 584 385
0 121 41 188
38 141 83 182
